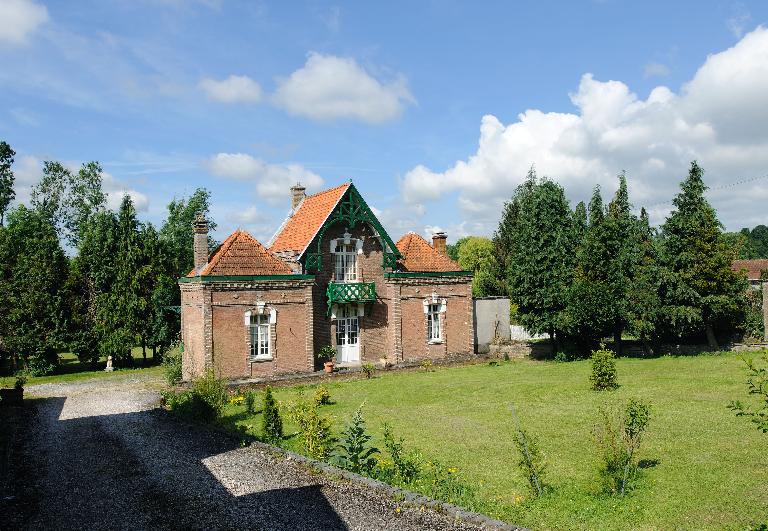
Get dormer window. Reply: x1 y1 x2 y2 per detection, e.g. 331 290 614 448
331 232 363 283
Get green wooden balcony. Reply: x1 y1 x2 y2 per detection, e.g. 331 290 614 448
326 282 376 314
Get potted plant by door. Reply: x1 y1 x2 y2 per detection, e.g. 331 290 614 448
317 345 336 373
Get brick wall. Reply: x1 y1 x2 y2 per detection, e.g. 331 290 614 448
180 283 206 381
181 279 313 380
388 276 474 363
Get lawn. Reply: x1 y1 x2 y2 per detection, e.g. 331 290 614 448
0 347 164 388
219 352 768 530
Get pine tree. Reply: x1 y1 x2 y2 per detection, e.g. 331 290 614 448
503 171 574 348
0 141 16 226
565 186 614 352
262 386 283 442
626 209 663 354
660 161 747 348
0 206 68 373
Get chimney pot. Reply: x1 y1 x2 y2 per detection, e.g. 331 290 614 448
432 231 447 255
290 182 306 212
193 212 209 272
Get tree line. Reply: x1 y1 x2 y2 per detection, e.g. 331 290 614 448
452 162 756 355
0 141 216 374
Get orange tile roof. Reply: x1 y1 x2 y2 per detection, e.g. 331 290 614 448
189 230 293 277
732 259 768 280
269 183 350 254
395 232 464 273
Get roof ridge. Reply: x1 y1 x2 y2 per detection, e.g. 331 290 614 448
305 182 350 199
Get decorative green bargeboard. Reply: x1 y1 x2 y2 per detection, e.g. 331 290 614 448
304 183 401 272
326 281 376 314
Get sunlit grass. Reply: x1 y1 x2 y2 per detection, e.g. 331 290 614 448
219 352 768 530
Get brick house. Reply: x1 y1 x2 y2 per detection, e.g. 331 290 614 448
179 182 474 380
731 259 768 290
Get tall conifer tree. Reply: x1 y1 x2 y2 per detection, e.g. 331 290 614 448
660 161 747 348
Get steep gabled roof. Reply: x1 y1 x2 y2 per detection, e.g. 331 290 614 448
395 232 464 273
269 183 351 254
732 259 768 281
189 230 293 277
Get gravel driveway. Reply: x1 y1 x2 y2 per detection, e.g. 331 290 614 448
1 372 512 531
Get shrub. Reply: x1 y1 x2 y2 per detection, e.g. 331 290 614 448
245 389 258 414
594 398 652 495
361 363 375 379
511 408 546 497
503 352 510 362
729 354 768 433
191 369 228 421
313 385 331 406
333 406 379 475
380 423 421 484
163 347 183 385
162 369 227 423
590 344 618 391
554 351 569 363
420 359 434 372
261 386 283 443
14 371 29 390
27 357 55 377
288 399 335 460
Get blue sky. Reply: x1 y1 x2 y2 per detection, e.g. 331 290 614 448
2 0 768 244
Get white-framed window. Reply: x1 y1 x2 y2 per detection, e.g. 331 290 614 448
427 303 441 342
331 232 364 283
245 307 276 361
334 242 357 282
423 297 446 343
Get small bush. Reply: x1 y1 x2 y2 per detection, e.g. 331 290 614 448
729 354 768 433
590 345 618 391
333 406 379 475
163 347 183 385
27 357 55 377
162 369 227 423
261 386 283 443
503 352 510 362
313 385 331 406
554 351 569 363
420 359 434 372
288 399 335 460
594 398 652 495
361 363 375 379
245 389 258 414
511 412 547 497
14 371 29 390
380 423 421 484
191 369 228 421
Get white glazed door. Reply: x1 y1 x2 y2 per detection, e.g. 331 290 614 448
335 305 360 363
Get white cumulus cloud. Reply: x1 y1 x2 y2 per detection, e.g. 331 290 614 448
0 0 48 47
199 75 263 103
401 26 768 232
205 153 324 204
272 52 415 123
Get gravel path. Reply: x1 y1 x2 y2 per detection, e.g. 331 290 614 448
3 372 511 531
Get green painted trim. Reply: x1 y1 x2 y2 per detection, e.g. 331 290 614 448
303 183 402 272
384 271 473 279
179 274 315 283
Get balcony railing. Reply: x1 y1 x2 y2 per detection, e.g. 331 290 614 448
326 282 376 314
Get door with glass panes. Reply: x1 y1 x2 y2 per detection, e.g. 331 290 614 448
335 304 359 363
